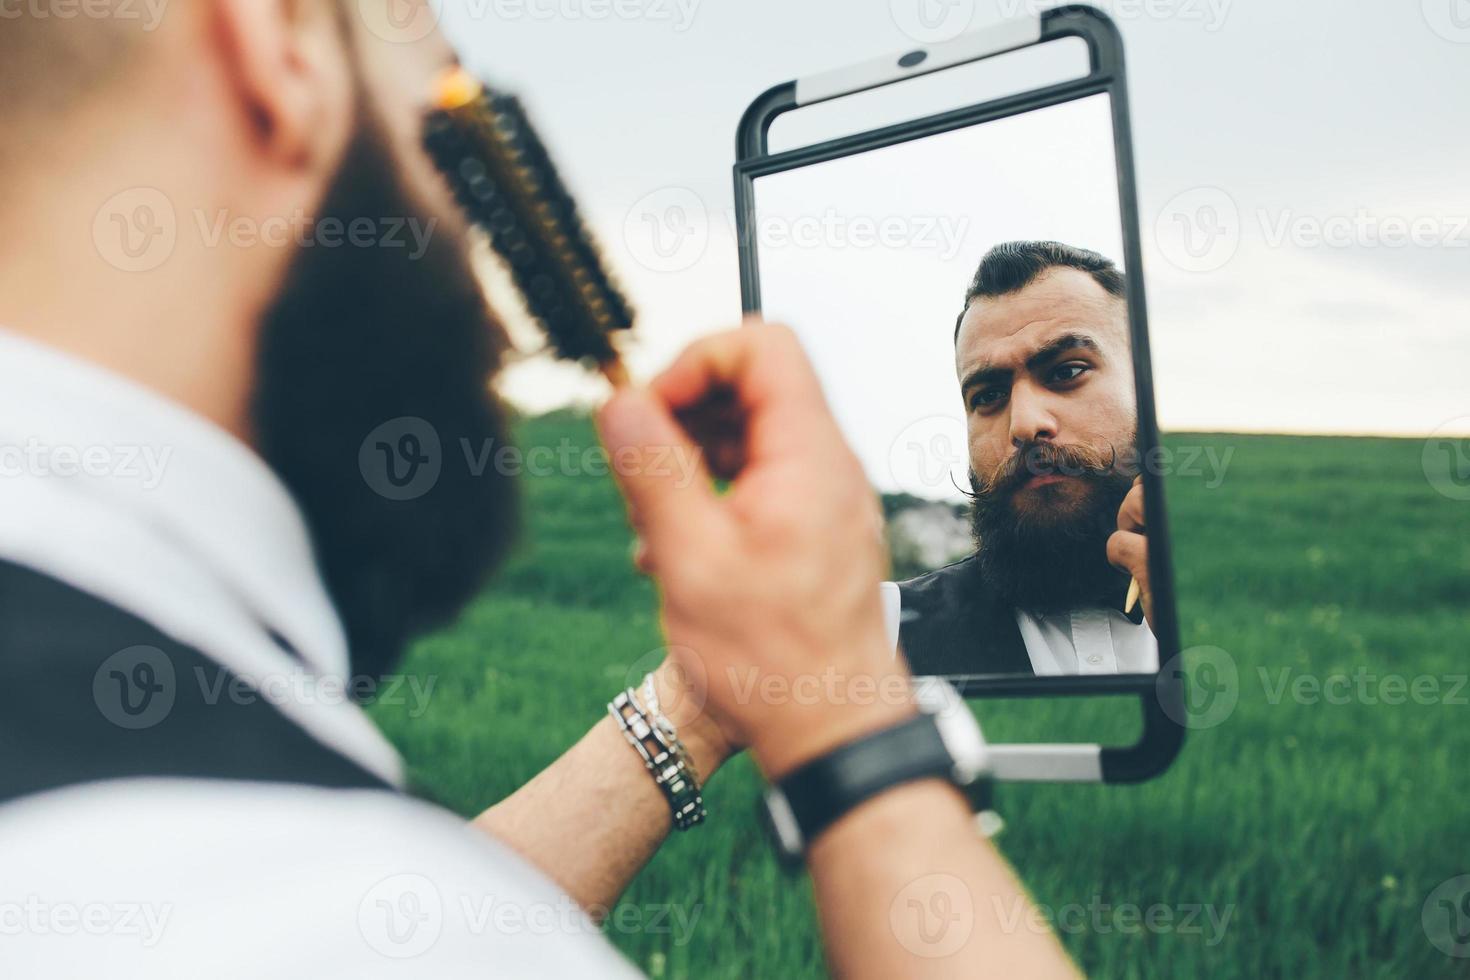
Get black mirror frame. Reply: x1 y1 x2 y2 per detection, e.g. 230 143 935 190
731 5 1184 783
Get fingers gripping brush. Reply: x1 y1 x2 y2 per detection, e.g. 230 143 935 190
425 67 634 388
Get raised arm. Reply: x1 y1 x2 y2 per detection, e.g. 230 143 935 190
590 322 1078 978
472 663 731 915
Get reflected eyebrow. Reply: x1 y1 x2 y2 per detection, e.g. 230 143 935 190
960 332 1104 396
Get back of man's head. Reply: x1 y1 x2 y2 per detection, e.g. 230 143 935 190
0 3 147 157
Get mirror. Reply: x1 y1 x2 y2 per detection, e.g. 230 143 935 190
736 33 1172 694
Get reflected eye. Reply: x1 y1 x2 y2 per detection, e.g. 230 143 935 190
971 386 1008 411
1048 362 1089 385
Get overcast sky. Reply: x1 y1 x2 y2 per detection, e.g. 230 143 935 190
438 0 1470 438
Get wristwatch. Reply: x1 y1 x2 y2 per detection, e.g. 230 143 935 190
762 677 991 864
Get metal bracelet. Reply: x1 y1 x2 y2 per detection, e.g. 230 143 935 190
641 675 705 789
609 686 706 831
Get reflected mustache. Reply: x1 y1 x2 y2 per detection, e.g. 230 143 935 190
973 441 1122 497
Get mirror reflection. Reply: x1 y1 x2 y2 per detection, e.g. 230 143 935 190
750 94 1158 678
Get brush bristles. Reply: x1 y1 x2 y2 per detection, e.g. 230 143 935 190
424 88 634 370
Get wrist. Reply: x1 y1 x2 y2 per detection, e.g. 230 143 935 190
652 663 734 778
750 667 917 781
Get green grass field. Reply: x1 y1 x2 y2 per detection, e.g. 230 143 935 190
371 415 1470 978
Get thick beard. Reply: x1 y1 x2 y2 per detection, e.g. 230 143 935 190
969 440 1135 615
250 107 518 681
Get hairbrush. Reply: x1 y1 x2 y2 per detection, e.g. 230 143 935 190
424 66 633 388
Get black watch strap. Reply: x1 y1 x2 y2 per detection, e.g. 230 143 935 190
775 713 953 849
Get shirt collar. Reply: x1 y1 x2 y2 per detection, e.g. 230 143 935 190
0 328 404 786
0 328 348 675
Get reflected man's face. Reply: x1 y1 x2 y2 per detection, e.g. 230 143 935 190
955 267 1136 521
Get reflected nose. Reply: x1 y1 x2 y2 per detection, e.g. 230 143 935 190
1008 385 1059 448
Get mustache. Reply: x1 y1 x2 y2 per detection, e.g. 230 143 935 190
970 441 1127 498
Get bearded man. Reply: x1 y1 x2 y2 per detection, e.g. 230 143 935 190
888 242 1157 677
0 4 1078 977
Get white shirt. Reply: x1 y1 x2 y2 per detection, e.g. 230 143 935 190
880 582 1159 676
0 329 640 979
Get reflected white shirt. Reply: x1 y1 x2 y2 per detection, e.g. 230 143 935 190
1015 607 1158 676
879 582 1159 676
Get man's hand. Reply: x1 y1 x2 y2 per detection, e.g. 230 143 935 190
596 322 913 779
596 322 1078 979
1108 475 1152 628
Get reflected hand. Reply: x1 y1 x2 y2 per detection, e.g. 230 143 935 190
1107 475 1153 629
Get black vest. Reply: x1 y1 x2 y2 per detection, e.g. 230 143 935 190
0 560 393 809
896 556 1036 677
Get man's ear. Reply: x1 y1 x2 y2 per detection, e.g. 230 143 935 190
211 0 355 173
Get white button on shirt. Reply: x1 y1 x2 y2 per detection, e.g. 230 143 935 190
1016 607 1159 676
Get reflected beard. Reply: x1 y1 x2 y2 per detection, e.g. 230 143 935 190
969 440 1134 615
250 106 518 681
